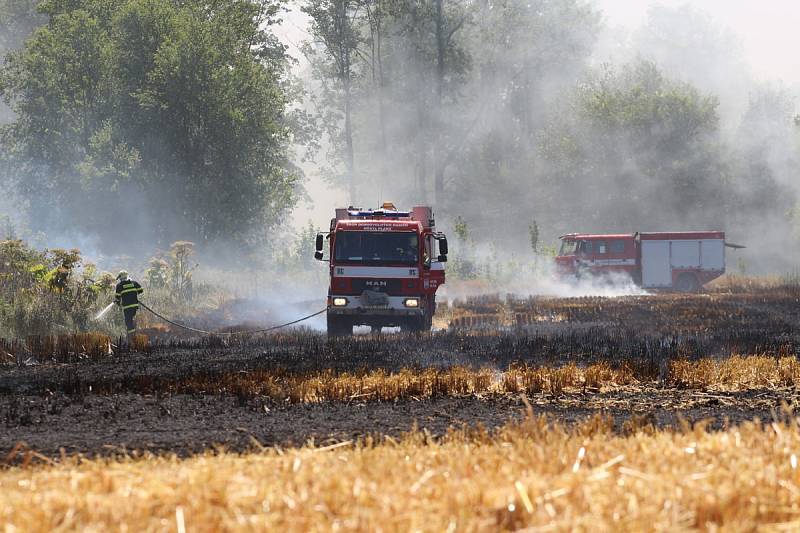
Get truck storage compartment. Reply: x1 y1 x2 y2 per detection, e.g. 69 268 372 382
700 239 724 270
641 240 672 288
671 240 700 268
639 232 727 290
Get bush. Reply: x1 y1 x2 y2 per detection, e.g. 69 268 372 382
0 240 120 337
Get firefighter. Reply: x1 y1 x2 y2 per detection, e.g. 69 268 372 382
394 234 419 261
408 233 420 262
114 271 143 337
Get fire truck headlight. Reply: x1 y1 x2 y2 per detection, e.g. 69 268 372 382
332 297 348 307
403 298 420 308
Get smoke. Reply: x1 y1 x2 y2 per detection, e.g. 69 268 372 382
584 4 800 274
209 264 327 331
4 0 800 333
596 4 800 274
442 270 647 301
290 0 800 276
517 269 648 299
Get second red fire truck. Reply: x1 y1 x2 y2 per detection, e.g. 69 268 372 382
555 231 744 292
315 203 448 335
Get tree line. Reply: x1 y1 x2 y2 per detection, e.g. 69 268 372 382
302 0 799 271
1 0 798 270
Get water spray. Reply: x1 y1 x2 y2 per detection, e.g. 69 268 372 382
94 302 116 321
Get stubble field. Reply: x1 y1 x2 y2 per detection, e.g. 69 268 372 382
2 284 800 530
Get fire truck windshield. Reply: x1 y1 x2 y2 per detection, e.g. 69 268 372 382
559 239 578 255
334 231 419 265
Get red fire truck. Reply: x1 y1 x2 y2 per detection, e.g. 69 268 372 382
555 231 744 292
315 203 448 335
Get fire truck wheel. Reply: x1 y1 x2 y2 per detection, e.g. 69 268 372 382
675 273 700 293
326 314 352 337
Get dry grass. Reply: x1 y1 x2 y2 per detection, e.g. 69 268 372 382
707 273 800 294
448 289 800 337
3 414 800 531
0 332 154 364
669 355 800 389
142 367 499 403
1 333 113 363
91 355 800 403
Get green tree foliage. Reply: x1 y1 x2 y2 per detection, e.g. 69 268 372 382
632 4 748 119
453 215 468 243
0 240 116 336
528 220 539 254
447 0 600 241
144 241 197 300
539 61 724 231
0 0 44 61
447 215 476 279
732 85 798 216
302 0 362 203
0 0 301 251
303 0 470 204
276 219 321 273
0 0 44 205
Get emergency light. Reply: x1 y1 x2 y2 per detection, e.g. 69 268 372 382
347 205 411 217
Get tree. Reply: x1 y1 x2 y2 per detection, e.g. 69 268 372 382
302 0 362 203
539 61 723 232
726 85 800 272
447 0 600 240
430 0 468 200
0 0 45 123
0 0 302 252
633 4 749 122
302 0 470 205
380 0 469 202
528 220 539 254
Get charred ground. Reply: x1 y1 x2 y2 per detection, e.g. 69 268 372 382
2 289 799 458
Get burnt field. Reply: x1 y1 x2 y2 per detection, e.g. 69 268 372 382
2 288 799 459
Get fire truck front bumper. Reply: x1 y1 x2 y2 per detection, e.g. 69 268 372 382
328 294 425 317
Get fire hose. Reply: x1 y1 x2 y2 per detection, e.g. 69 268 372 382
137 302 327 336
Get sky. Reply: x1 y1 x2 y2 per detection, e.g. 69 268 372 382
285 0 800 227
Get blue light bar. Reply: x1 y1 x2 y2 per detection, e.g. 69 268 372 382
347 209 411 217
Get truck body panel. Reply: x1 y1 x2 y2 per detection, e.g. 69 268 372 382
640 240 672 288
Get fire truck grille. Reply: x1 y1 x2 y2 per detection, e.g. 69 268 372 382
351 279 403 293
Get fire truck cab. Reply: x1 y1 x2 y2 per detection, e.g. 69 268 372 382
315 203 448 335
556 231 738 292
556 233 638 279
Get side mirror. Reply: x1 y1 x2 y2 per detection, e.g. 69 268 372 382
315 233 324 252
314 251 324 261
437 254 447 263
438 237 448 256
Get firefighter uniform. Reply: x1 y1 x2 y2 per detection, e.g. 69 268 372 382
115 272 144 335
